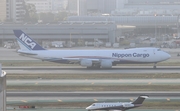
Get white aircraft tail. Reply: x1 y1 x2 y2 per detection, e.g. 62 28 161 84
132 95 149 104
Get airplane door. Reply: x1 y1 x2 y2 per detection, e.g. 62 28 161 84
153 49 156 55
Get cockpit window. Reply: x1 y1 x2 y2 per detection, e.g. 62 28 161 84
92 104 95 106
157 49 161 51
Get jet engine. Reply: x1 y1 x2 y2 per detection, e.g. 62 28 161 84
80 59 92 67
100 60 112 68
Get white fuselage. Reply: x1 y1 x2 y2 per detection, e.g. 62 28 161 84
20 48 170 63
14 30 171 68
86 95 148 111
86 102 137 111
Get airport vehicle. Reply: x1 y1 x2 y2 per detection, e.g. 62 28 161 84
86 95 148 111
13 30 171 69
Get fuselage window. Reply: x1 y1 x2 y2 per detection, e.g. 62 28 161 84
157 49 161 51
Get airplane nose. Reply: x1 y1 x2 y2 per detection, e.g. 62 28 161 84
167 53 171 59
165 53 171 60
86 107 90 109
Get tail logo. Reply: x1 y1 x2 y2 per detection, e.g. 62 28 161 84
19 33 36 49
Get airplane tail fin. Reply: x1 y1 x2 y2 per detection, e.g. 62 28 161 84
132 95 149 104
13 30 45 51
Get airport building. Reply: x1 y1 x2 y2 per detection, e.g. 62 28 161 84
77 0 87 16
0 15 178 47
52 0 68 11
67 0 78 14
25 0 53 13
0 22 116 46
6 0 26 23
0 0 6 22
0 0 180 47
116 0 127 10
67 0 117 16
114 0 180 16
74 0 180 16
77 0 116 15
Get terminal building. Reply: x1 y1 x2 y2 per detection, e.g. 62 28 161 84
0 15 179 46
0 22 116 46
73 0 180 16
0 0 6 22
6 0 26 23
25 0 53 13
0 0 180 47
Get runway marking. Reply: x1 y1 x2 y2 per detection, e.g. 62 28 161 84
167 98 170 101
91 82 94 85
21 100 27 103
148 82 152 85
94 99 98 101
35 82 38 85
8 100 21 102
58 100 62 102
130 98 134 101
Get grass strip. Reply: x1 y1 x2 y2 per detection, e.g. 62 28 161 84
7 101 180 109
7 73 180 80
7 85 180 92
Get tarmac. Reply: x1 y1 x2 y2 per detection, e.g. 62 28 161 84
1 47 180 111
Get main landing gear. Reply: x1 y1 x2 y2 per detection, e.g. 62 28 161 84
87 64 101 69
153 63 157 69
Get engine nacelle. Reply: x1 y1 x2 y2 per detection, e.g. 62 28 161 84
100 60 112 68
122 103 134 108
80 59 92 67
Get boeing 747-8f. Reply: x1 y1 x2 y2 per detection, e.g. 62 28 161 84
86 95 149 111
13 30 171 69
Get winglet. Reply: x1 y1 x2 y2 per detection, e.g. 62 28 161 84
13 30 45 50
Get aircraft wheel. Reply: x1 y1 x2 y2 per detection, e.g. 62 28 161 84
93 65 100 69
153 63 157 69
87 64 100 69
87 66 93 69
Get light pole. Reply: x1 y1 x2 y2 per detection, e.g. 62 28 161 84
177 14 180 38
0 64 7 111
155 14 157 39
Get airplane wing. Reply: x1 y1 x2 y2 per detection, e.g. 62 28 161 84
42 58 100 62
62 58 100 62
43 57 116 66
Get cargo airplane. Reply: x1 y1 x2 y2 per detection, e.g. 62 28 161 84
86 95 149 111
13 30 171 69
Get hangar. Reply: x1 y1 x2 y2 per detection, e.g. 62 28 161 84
0 16 179 46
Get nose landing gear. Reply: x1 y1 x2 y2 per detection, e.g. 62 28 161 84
153 63 157 69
